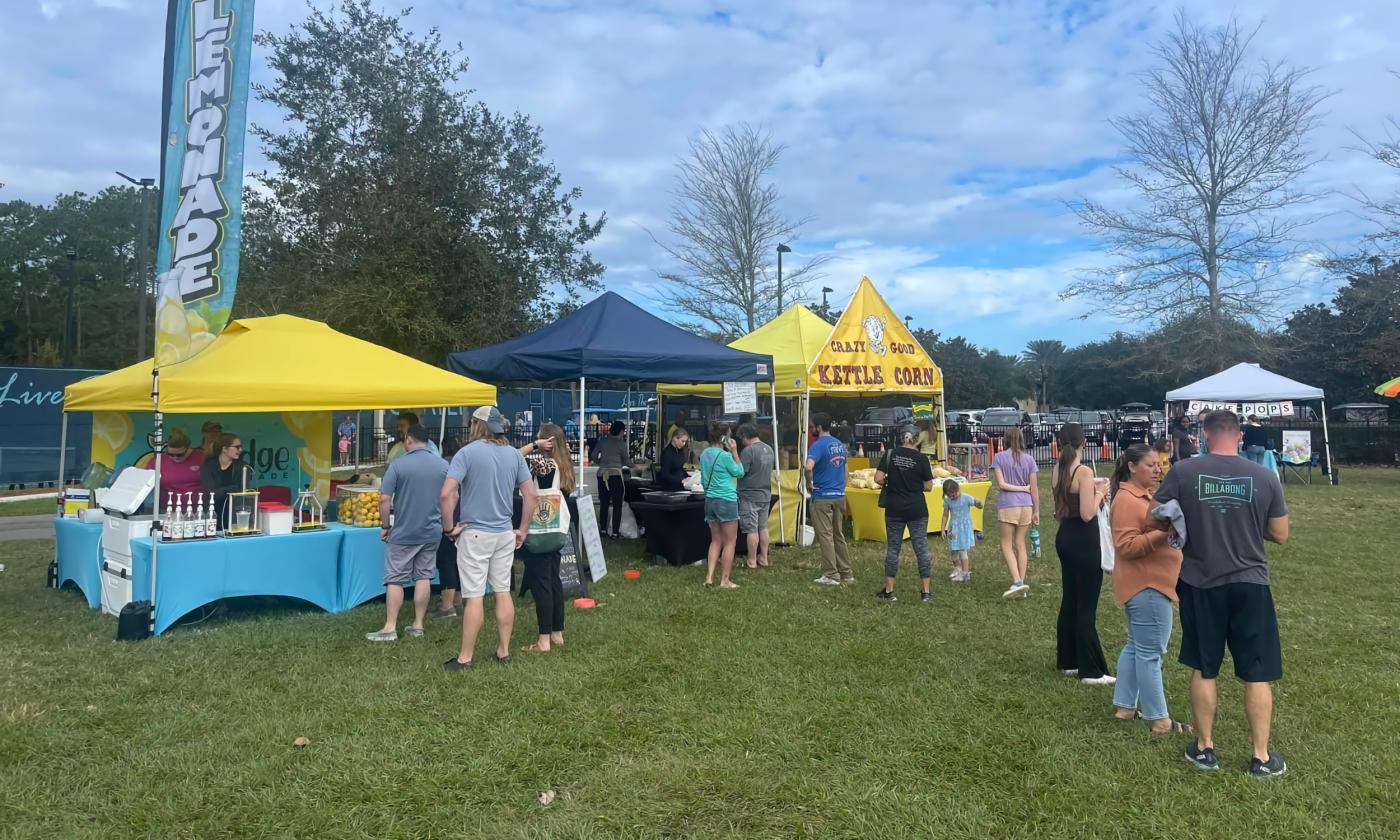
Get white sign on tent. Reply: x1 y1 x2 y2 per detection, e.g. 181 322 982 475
723 381 758 414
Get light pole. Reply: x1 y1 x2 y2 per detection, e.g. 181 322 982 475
117 171 156 361
62 247 79 368
904 315 912 329
776 243 792 311
821 285 833 310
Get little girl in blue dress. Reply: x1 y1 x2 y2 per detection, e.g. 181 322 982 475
941 479 982 582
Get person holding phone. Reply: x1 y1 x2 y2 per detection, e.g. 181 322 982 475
700 421 745 589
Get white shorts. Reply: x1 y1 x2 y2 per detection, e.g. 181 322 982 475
456 528 516 598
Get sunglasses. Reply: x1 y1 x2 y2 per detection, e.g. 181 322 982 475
226 444 243 450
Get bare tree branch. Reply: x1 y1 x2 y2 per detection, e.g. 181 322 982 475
648 123 829 338
1064 11 1328 351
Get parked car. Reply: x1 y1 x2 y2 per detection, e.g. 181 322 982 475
855 406 917 449
1047 408 1109 444
1115 402 1154 448
979 408 1034 444
1026 413 1056 445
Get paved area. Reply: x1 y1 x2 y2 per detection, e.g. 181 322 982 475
0 515 54 542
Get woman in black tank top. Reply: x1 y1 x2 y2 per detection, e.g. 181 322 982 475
1052 424 1112 684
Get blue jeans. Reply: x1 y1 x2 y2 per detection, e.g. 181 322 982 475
1112 589 1174 721
1245 445 1266 464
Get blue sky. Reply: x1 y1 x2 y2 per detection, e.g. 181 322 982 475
3 0 1398 353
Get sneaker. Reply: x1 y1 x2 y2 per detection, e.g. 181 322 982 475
442 657 474 673
875 589 897 603
1184 740 1220 771
431 607 458 620
948 569 961 580
404 627 425 638
920 592 932 604
813 575 841 586
365 630 398 642
1081 675 1117 686
1248 752 1287 778
1002 582 1030 600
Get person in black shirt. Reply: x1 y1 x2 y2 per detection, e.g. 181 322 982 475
657 427 690 492
873 431 935 603
1170 416 1199 463
1243 415 1269 464
199 432 244 529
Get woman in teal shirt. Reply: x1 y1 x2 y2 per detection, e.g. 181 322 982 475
700 421 745 590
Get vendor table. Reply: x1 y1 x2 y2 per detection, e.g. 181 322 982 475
630 498 710 565
334 522 397 611
54 517 103 609
130 528 344 636
845 480 991 542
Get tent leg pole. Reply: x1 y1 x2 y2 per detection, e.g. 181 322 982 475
1320 399 1335 484
57 412 69 494
438 407 447 449
150 368 163 636
770 382 784 546
801 388 811 542
579 376 587 497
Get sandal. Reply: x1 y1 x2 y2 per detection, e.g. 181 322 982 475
495 654 512 665
718 581 739 590
520 643 550 654
1114 709 1143 722
1149 719 1193 736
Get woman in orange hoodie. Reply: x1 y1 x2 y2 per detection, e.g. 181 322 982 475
1108 444 1190 734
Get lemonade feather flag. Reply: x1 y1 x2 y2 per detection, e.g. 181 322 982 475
154 0 256 367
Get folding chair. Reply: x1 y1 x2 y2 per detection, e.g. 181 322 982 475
1279 451 1312 485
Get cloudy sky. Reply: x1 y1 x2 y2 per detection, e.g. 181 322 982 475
3 0 1398 353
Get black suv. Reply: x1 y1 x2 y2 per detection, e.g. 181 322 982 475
855 406 918 448
979 408 1034 444
1115 403 1154 448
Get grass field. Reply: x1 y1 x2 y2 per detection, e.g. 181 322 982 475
2 469 1398 838
0 497 55 517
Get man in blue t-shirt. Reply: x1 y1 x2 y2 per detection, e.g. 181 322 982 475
365 424 446 643
805 412 851 585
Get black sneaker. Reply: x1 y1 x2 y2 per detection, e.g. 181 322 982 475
920 592 932 604
1248 752 1287 778
442 657 474 673
1184 740 1219 771
875 589 897 603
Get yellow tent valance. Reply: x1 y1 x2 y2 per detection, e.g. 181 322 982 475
808 277 943 395
658 304 833 398
64 314 496 413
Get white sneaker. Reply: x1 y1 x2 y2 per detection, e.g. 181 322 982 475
1081 675 1117 686
813 575 841 586
949 569 961 580
1002 582 1030 599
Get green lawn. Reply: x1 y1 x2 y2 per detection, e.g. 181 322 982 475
0 496 56 517
2 469 1398 839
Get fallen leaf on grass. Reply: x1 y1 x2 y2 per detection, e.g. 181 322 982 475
293 736 310 748
538 789 556 806
85 704 97 712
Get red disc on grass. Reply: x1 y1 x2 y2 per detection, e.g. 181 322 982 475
623 569 641 580
573 598 596 609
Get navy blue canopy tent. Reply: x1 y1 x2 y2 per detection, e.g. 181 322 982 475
446 291 773 384
447 292 778 498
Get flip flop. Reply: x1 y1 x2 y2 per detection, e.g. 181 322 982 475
520 643 550 654
1149 719 1193 736
718 582 740 589
1114 709 1143 722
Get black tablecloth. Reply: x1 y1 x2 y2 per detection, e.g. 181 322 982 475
630 499 709 565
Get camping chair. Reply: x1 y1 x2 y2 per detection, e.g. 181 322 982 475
1279 449 1313 485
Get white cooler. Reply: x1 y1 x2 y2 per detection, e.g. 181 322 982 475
98 468 158 617
100 557 134 617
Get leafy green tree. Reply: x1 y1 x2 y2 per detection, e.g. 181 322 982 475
241 0 605 362
1020 339 1066 408
1281 259 1400 402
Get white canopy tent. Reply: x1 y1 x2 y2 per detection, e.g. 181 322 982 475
1165 362 1334 482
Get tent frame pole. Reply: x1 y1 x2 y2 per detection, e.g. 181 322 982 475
57 412 69 496
578 376 587 497
438 407 447 449
150 367 163 635
769 381 785 547
800 387 811 542
1320 399 1335 484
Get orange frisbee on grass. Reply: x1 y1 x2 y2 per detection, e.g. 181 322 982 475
573 598 597 609
623 569 641 580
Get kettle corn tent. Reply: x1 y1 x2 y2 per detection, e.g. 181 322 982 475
445 291 776 502
60 314 498 624
659 279 948 543
1164 362 1334 483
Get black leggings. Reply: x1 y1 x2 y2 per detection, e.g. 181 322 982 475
522 551 565 636
435 533 460 591
597 473 624 535
1055 517 1109 679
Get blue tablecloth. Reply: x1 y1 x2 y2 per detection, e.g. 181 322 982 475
54 517 103 609
130 529 344 635
334 523 391 611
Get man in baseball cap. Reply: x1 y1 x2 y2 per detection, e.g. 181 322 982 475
439 406 538 671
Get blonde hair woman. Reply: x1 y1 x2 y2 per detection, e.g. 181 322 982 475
519 422 576 653
991 425 1039 599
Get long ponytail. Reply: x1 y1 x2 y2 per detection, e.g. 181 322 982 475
1053 423 1086 519
1110 444 1152 502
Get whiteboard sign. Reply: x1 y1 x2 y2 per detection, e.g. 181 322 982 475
723 381 758 414
575 497 608 582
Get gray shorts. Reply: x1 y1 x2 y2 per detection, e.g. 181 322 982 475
738 490 769 533
385 543 437 586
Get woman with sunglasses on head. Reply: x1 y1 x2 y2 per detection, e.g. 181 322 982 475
200 432 245 530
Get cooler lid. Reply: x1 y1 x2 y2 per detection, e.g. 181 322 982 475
258 502 292 511
101 467 156 516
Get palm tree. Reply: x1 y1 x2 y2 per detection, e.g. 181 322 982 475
1021 340 1067 409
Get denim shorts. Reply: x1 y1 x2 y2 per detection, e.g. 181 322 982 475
704 497 739 524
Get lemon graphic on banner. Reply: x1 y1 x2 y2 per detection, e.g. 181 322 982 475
91 412 134 468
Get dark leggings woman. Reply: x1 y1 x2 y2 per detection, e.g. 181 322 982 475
597 473 624 536
522 550 565 638
1055 517 1109 678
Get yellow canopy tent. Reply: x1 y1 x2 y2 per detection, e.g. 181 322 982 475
658 304 835 399
64 314 495 413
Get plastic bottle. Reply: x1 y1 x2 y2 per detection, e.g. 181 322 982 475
183 493 197 539
206 493 218 537
193 496 206 539
162 493 176 541
1029 526 1042 558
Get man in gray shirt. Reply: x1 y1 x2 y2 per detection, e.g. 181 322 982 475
1155 410 1290 778
440 406 537 671
366 424 446 642
737 424 775 569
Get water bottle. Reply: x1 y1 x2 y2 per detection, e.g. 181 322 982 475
1029 526 1042 558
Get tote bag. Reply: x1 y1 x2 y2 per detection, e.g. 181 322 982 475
524 467 571 554
1097 504 1115 573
